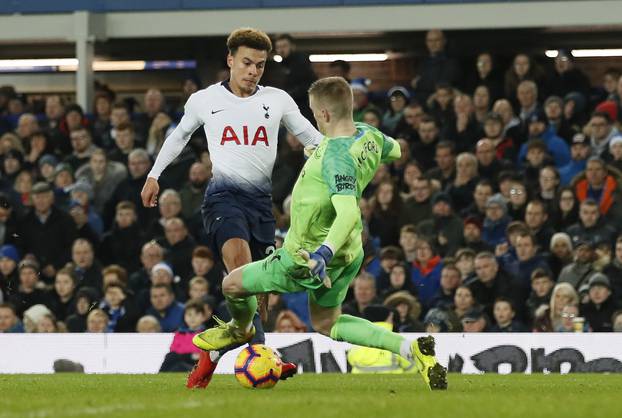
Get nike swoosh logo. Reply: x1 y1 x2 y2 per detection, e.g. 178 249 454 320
211 109 225 114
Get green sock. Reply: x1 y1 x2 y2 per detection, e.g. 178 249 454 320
329 314 405 355
225 295 257 332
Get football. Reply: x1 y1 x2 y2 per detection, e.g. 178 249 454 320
234 344 283 389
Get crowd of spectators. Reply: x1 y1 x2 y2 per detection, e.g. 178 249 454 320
0 30 622 342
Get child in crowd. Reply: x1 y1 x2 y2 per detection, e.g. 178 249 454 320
159 300 206 372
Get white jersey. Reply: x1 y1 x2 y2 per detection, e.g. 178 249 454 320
148 81 322 196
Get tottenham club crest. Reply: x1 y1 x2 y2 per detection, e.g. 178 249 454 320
262 104 270 119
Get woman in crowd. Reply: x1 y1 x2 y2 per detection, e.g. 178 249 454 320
382 86 410 135
369 180 402 247
548 233 574 279
537 165 561 213
504 53 547 103
452 285 477 320
274 310 307 333
533 282 579 331
384 290 424 332
553 186 579 231
380 263 416 300
46 266 77 322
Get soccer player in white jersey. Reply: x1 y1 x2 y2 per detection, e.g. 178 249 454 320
140 28 323 388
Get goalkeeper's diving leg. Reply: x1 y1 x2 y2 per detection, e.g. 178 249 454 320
195 250 447 390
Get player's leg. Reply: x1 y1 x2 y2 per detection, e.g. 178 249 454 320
188 198 257 388
310 254 447 390
187 239 259 389
221 237 266 346
194 248 305 351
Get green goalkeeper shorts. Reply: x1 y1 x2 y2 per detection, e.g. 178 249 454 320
241 247 364 308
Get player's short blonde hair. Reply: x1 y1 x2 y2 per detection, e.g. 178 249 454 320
227 28 272 54
308 76 353 120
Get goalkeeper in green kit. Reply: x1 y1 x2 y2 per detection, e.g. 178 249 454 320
193 76 447 390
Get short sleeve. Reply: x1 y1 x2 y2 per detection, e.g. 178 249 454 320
322 141 358 196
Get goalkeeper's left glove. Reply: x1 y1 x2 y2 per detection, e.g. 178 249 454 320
298 245 333 288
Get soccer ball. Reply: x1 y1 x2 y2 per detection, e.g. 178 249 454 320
234 344 282 389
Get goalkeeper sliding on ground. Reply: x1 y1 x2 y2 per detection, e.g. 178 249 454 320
193 76 447 390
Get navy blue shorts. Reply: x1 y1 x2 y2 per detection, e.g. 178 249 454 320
201 190 276 262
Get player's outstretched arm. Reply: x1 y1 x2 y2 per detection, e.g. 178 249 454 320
147 94 203 181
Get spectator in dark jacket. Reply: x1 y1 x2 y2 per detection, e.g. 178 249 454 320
98 281 139 332
379 263 416 300
548 232 574 279
0 244 19 301
343 272 380 318
482 194 510 248
144 189 184 242
549 51 591 100
399 176 432 228
465 252 515 319
45 266 77 322
412 30 461 103
156 218 196 284
8 259 48 318
602 235 622 303
274 34 316 119
100 201 144 274
368 180 402 247
581 274 618 332
566 199 616 248
65 286 99 332
383 291 424 332
19 182 78 283
104 148 157 231
500 232 550 317
489 297 528 332
524 200 555 251
429 264 461 310
0 193 21 248
71 239 103 296
417 192 463 257
460 179 493 224
525 268 554 325
128 241 164 296
446 152 479 211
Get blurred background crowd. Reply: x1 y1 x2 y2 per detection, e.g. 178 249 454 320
1 30 622 353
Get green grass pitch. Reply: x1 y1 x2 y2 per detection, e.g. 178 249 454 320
0 373 620 418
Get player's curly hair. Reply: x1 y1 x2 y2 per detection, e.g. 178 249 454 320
227 28 272 54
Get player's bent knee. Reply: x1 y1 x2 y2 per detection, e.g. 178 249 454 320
222 273 244 297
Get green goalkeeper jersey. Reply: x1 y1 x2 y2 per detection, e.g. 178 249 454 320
283 122 400 267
